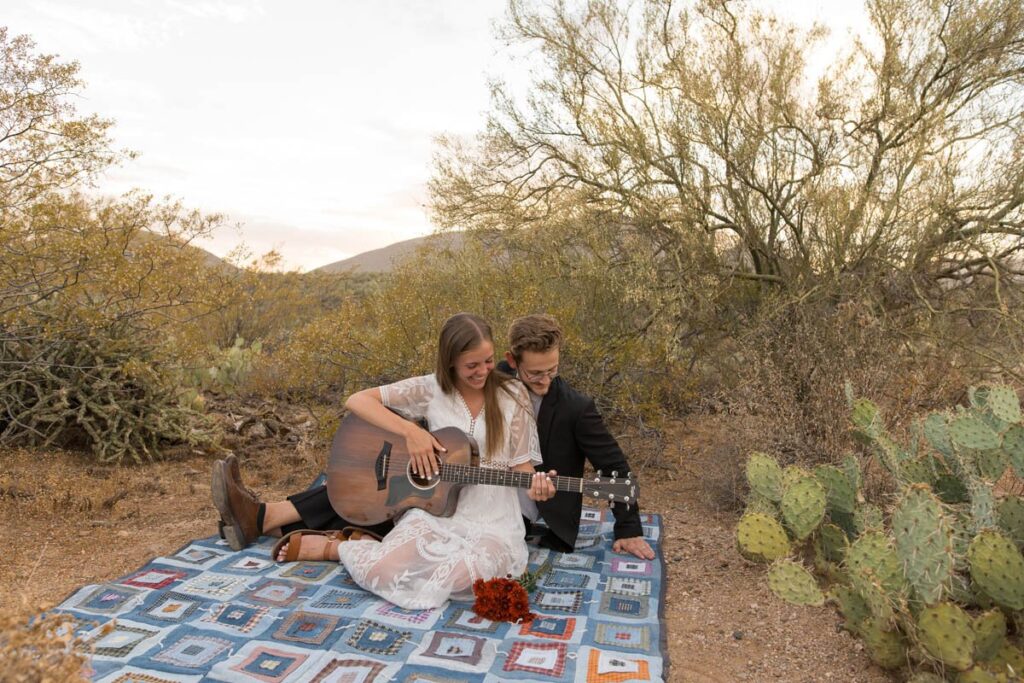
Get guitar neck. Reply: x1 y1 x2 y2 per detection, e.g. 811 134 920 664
439 462 584 494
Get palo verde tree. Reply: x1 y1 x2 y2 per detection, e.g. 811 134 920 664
430 0 1024 379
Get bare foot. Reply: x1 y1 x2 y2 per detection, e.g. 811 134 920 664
276 533 340 562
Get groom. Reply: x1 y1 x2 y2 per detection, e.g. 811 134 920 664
213 314 654 560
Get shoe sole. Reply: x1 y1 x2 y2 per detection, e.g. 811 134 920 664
211 460 245 551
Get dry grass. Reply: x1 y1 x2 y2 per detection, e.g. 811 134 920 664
0 606 90 682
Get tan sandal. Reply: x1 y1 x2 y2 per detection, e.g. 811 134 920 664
271 529 345 562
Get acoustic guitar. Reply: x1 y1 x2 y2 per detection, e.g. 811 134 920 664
326 413 639 526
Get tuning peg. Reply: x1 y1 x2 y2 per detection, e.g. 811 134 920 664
596 469 603 477
611 470 618 478
627 471 632 478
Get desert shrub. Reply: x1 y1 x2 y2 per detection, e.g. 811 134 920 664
0 608 89 682
0 319 211 463
257 229 681 433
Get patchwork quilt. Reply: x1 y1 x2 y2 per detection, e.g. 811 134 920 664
54 506 668 682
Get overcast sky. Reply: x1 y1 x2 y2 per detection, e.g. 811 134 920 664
7 1 868 271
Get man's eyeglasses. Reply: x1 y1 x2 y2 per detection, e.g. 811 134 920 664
518 367 559 382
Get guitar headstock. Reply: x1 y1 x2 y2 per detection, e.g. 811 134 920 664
587 471 639 505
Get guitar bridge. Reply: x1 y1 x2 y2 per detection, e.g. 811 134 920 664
375 441 392 491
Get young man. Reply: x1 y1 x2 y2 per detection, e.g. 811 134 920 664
212 314 654 560
499 314 653 560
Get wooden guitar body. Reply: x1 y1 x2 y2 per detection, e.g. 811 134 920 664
326 413 479 526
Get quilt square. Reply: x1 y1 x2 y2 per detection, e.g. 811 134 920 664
176 572 249 600
72 584 144 615
277 561 335 582
309 588 371 613
443 608 503 634
165 545 229 568
518 616 577 641
94 666 204 682
368 602 441 629
86 621 163 660
241 579 309 607
541 570 593 589
199 602 273 635
273 610 341 646
578 523 601 536
609 558 654 577
307 655 397 682
408 631 496 674
220 643 312 682
151 633 233 668
574 536 602 550
581 647 652 682
580 509 605 523
605 577 653 597
553 553 596 570
503 641 568 678
593 623 651 651
597 593 650 620
346 619 411 656
534 589 585 614
121 568 189 590
141 591 204 623
401 674 475 683
219 555 274 573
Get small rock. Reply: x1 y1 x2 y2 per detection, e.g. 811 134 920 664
733 630 744 640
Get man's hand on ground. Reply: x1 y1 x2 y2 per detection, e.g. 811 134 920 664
612 536 655 560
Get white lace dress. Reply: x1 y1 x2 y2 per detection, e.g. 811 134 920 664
337 374 541 609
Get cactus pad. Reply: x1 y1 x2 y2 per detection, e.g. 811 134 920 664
916 602 975 671
892 484 952 605
781 476 827 540
1003 425 1024 478
906 672 945 683
967 530 1024 611
854 504 886 535
847 531 905 596
924 412 953 458
814 464 857 514
841 454 862 493
817 523 848 564
745 493 779 518
973 448 1008 481
900 455 938 485
860 616 907 669
949 417 1002 452
985 385 1021 425
736 512 791 563
983 643 1024 679
852 398 883 439
971 610 1007 662
746 452 784 503
995 495 1024 549
767 559 824 606
955 666 1002 682
829 584 871 629
935 473 970 504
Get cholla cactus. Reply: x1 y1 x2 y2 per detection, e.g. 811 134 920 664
736 383 1024 680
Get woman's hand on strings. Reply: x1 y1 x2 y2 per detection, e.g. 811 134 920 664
405 427 444 479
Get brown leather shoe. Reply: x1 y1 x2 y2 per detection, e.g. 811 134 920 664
212 458 261 550
225 453 260 501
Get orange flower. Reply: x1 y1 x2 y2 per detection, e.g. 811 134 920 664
471 577 535 623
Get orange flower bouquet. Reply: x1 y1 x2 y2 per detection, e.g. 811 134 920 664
471 576 535 623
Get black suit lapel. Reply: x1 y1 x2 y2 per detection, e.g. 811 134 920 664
537 379 561 456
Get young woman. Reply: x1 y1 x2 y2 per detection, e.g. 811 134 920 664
273 312 555 609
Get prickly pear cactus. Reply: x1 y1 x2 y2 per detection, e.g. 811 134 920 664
814 465 856 514
996 495 1024 549
892 484 952 605
971 609 1007 662
851 398 883 440
816 523 848 564
967 530 1024 611
924 412 954 458
860 616 907 669
984 385 1021 424
780 476 827 541
853 503 885 535
767 559 824 606
829 584 871 630
1004 425 1024 478
746 452 784 503
736 512 790 563
917 602 976 671
949 416 1002 452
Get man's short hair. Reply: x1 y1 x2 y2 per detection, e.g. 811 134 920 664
508 314 563 359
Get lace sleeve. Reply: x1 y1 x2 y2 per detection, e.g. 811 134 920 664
379 374 435 421
504 382 542 467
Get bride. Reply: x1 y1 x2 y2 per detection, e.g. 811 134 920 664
274 312 555 609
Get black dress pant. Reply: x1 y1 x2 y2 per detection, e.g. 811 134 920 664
282 485 395 538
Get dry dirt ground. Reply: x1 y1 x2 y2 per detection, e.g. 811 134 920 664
0 413 895 682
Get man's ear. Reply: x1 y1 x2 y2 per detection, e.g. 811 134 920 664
504 351 517 369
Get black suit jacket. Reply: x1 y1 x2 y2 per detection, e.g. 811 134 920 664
499 363 643 552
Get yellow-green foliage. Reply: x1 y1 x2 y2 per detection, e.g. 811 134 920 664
259 229 684 425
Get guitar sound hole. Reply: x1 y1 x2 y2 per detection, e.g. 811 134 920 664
407 459 441 490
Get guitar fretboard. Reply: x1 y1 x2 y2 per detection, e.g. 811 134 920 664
439 462 585 493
